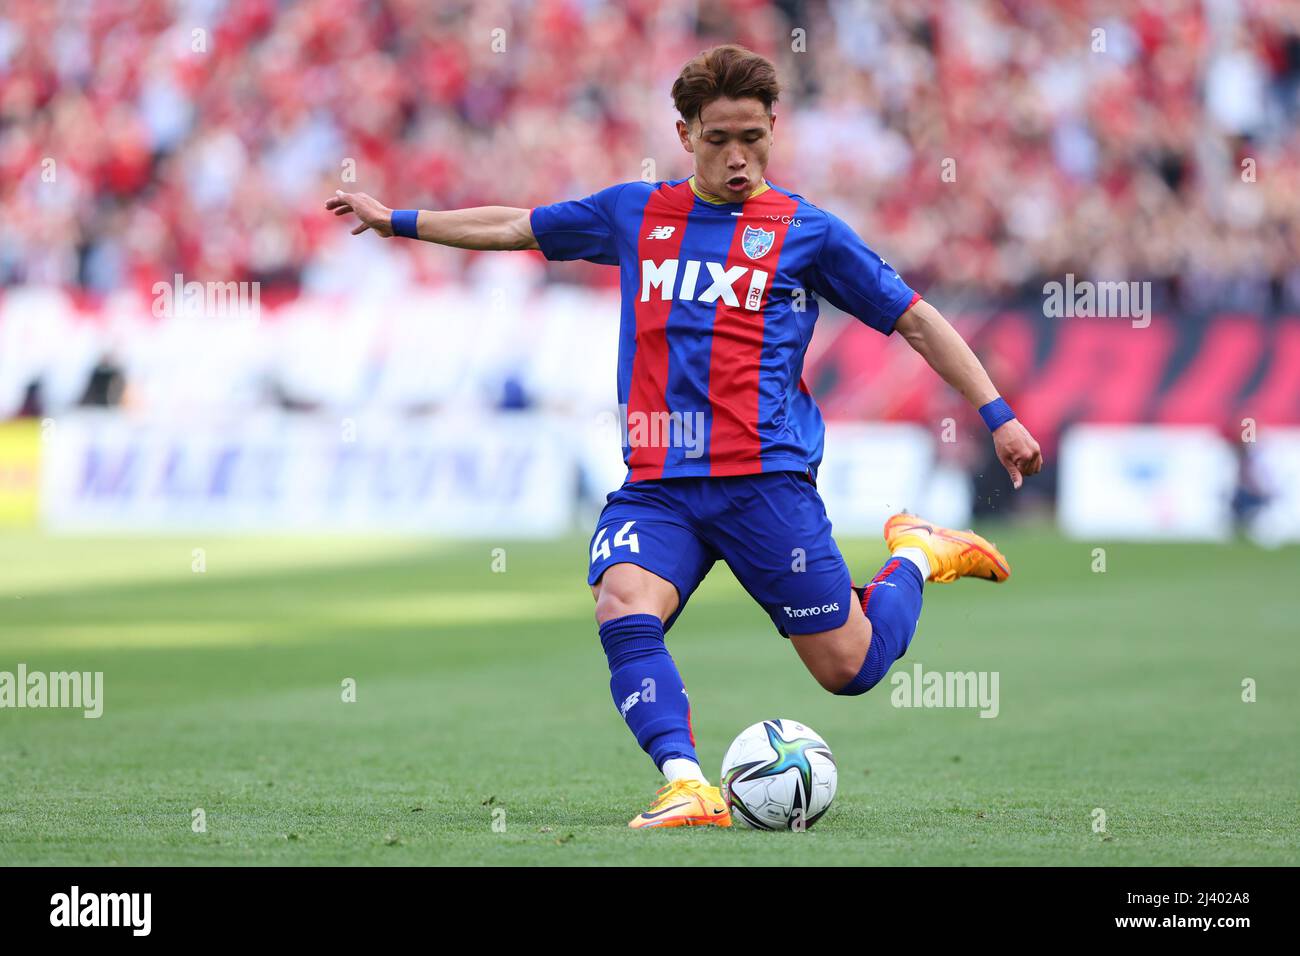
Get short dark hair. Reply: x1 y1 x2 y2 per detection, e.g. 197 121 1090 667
671 44 780 124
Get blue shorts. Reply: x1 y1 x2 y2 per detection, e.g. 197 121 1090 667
586 471 853 636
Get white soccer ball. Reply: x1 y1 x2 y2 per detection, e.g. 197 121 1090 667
720 719 837 830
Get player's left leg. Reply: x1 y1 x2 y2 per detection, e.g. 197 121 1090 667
709 472 1009 696
790 559 924 694
793 513 1012 695
704 472 871 690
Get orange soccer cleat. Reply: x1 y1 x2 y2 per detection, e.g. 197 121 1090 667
883 512 1011 584
627 779 732 829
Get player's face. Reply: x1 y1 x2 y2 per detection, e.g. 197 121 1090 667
677 97 775 200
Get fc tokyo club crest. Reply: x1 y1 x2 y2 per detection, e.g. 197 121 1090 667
741 224 775 260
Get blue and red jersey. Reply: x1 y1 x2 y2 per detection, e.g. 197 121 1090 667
530 177 919 483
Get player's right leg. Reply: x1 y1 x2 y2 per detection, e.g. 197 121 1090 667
587 483 728 828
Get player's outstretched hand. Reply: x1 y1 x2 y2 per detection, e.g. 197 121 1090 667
325 190 395 237
993 420 1043 489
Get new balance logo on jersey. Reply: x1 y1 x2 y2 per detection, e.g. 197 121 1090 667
640 259 770 312
646 225 676 240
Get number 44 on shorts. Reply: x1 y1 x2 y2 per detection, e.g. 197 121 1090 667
592 521 640 562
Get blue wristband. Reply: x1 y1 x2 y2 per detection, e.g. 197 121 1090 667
978 397 1016 431
391 209 420 239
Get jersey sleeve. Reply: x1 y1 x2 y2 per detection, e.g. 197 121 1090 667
806 211 919 335
529 183 629 266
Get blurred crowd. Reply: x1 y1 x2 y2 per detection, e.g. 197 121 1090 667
2 0 1299 313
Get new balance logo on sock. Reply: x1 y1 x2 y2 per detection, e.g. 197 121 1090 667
620 692 641 717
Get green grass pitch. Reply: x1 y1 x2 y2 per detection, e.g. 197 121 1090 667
1 526 1296 866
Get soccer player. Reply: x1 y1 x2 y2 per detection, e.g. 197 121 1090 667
326 44 1043 829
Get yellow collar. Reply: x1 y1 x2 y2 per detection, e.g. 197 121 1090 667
689 175 770 204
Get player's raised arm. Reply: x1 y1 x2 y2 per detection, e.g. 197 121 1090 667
805 210 1043 489
895 298 1043 489
325 190 539 251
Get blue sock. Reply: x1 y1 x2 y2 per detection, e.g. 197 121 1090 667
598 613 697 770
836 558 924 696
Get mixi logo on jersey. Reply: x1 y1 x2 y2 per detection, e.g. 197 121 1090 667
640 257 771 312
640 208 786 311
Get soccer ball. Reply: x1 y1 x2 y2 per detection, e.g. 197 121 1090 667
720 719 837 830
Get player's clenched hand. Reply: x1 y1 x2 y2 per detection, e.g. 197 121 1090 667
325 190 395 237
993 420 1043 489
